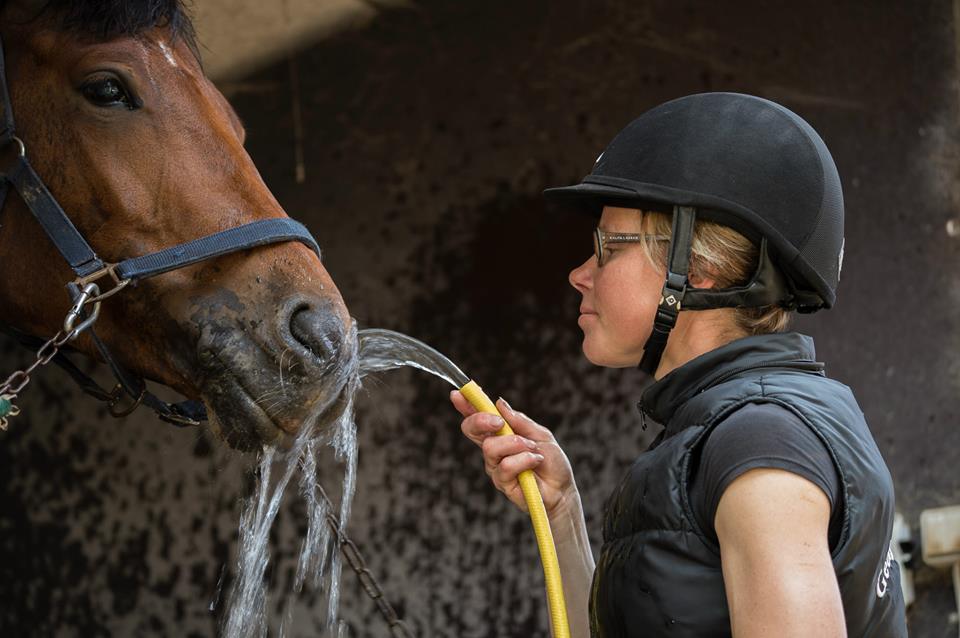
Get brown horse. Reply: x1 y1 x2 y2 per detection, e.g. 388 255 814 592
0 0 356 449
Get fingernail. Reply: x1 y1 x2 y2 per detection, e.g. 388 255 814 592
498 397 513 411
522 438 537 450
532 453 545 462
489 415 504 429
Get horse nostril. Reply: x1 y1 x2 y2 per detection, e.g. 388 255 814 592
288 305 341 365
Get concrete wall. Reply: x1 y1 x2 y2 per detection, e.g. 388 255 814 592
2 1 958 636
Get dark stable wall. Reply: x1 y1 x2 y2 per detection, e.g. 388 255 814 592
1 1 959 636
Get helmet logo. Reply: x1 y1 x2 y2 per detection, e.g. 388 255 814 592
838 237 845 281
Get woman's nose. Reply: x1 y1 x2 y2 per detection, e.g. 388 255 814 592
568 256 594 293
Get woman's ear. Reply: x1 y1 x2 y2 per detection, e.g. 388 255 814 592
688 268 717 289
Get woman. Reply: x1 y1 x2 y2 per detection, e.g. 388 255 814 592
451 93 907 637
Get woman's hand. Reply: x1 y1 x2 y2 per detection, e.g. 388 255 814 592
451 390 577 518
453 390 596 638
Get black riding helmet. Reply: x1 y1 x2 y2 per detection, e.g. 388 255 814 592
544 92 845 373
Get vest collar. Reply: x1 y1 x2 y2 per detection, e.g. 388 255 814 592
639 332 824 426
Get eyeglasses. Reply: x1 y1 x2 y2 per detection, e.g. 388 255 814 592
593 227 670 266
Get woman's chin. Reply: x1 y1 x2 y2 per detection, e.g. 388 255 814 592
582 341 640 368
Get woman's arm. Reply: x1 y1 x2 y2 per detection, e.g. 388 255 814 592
715 468 846 638
547 487 596 638
451 391 594 638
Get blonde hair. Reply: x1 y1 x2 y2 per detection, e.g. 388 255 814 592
640 210 792 335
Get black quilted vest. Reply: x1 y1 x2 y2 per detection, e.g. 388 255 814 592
590 333 907 637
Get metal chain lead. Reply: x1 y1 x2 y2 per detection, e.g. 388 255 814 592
0 286 124 431
0 330 70 393
0 315 128 432
0 330 74 430
316 483 415 638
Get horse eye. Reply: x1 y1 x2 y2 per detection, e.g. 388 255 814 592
81 77 136 109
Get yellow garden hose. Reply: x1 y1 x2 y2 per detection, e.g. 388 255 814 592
459 380 570 638
357 329 572 636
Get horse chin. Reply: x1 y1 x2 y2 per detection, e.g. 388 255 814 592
201 374 286 452
201 373 357 452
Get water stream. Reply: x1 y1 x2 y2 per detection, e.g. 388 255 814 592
358 328 469 388
220 328 465 637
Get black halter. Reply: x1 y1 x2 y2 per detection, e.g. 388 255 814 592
0 35 324 426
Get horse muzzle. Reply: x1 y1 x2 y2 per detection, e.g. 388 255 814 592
194 293 358 451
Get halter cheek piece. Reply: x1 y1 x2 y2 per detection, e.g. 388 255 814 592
0 35 324 427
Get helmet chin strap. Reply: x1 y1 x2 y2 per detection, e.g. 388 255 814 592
638 206 696 375
636 206 804 375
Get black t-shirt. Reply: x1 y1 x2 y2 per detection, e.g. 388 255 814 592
688 402 843 550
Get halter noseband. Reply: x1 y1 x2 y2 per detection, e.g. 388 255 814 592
0 34 325 427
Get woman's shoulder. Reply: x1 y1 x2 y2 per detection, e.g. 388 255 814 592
690 401 843 546
701 401 838 491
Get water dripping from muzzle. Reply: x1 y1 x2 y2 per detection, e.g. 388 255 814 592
222 324 360 638
221 327 467 637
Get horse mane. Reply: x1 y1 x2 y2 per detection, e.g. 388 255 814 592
2 0 199 56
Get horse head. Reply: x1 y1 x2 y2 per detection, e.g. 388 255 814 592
0 1 357 449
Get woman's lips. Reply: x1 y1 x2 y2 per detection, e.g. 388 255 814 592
578 307 597 327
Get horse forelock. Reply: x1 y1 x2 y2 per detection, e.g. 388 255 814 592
0 0 200 61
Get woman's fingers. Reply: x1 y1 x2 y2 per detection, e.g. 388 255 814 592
491 451 545 487
482 433 541 470
452 391 552 442
452 390 494 446
452 394 575 515
459 411 506 446
449 390 478 418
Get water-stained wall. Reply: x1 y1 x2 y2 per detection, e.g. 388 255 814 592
2 1 959 636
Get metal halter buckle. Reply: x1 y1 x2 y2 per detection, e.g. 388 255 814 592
3 134 25 159
157 412 203 427
73 263 131 304
106 384 146 418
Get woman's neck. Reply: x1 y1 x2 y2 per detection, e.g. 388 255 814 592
653 309 746 380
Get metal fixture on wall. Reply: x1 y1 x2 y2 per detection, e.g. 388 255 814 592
920 505 960 637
